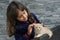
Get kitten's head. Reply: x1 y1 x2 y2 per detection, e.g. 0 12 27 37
34 23 44 38
34 23 43 30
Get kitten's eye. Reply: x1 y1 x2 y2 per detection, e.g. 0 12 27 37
36 27 37 28
39 27 40 28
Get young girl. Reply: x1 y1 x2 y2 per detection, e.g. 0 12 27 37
6 1 41 40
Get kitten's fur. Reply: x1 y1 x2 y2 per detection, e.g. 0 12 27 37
34 23 53 38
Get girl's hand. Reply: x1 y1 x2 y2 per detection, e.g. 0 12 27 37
27 23 35 35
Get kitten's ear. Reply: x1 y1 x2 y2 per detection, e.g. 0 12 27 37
41 23 43 26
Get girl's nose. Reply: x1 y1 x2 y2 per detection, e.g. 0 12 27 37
23 15 26 18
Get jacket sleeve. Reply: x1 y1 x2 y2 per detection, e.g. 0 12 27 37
29 13 41 39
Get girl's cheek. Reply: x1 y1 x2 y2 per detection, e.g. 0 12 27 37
17 18 23 21
19 18 24 20
17 16 28 21
19 17 27 21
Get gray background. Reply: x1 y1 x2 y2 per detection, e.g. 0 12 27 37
0 0 60 40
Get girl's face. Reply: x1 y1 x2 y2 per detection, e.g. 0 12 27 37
17 10 28 22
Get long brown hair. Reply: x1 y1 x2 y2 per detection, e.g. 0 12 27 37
6 1 34 37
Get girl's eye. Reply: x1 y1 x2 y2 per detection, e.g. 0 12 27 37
18 15 22 18
23 12 25 14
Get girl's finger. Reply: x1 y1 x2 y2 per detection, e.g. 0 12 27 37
29 23 36 28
